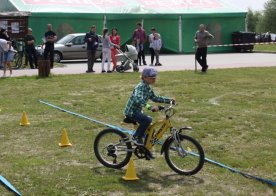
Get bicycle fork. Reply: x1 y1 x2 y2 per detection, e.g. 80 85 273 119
171 128 188 157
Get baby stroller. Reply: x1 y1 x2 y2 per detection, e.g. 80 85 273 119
115 44 139 73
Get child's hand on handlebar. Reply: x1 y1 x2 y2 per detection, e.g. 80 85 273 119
151 105 159 112
171 97 176 105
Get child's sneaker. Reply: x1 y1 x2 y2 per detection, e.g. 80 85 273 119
146 151 155 160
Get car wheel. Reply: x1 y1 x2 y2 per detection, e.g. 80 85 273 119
54 52 62 63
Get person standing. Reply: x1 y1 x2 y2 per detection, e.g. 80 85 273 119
0 28 10 41
0 38 14 77
152 33 162 66
101 28 119 73
148 27 162 66
135 39 143 66
132 22 147 66
84 25 99 73
44 24 57 69
24 28 38 69
0 29 14 77
0 38 3 69
0 28 8 69
194 24 214 73
264 31 271 42
110 28 120 71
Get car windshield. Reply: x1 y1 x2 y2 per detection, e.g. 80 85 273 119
57 35 75 44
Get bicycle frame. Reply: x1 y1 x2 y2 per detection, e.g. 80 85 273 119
145 118 172 150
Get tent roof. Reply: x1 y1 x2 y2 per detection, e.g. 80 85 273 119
0 11 31 17
8 0 246 14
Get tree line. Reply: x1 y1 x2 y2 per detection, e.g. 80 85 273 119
246 0 276 33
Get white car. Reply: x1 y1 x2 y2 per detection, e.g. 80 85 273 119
270 33 276 41
37 33 102 62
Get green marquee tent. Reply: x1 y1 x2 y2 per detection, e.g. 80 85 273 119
1 0 247 53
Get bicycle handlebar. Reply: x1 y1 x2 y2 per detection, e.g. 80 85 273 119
155 100 176 118
158 105 165 111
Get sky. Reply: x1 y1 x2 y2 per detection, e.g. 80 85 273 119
228 0 269 11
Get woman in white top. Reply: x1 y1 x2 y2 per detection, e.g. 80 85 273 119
0 38 14 77
101 28 119 73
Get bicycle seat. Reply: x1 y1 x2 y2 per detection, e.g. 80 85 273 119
123 116 137 125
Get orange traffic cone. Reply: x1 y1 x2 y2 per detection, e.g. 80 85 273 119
122 158 139 181
59 128 72 147
20 111 30 126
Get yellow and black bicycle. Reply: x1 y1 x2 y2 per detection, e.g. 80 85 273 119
94 102 205 175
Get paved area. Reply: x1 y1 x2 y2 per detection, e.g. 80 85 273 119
4 53 276 77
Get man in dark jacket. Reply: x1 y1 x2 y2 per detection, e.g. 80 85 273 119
24 28 38 69
84 25 99 73
132 22 147 66
44 24 57 69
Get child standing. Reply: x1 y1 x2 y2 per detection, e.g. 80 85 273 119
101 28 119 73
124 67 175 159
152 33 162 66
135 39 143 66
110 28 120 71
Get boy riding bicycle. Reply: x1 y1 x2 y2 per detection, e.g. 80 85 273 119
124 67 175 159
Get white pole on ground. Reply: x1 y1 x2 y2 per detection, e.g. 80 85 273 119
194 45 197 72
104 15 107 28
245 17 248 32
178 16 182 53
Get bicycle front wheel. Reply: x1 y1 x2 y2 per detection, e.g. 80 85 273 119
94 128 132 169
12 52 23 69
164 134 205 175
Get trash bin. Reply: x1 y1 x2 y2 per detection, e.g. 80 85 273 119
38 60 50 77
232 31 256 52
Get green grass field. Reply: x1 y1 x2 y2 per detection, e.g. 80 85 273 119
0 68 276 195
254 44 276 52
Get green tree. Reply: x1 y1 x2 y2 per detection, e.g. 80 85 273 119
263 0 276 32
247 9 256 32
256 13 265 33
246 9 263 32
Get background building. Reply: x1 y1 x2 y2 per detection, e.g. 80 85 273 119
1 0 247 53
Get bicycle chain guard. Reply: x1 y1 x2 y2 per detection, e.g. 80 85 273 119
134 146 147 159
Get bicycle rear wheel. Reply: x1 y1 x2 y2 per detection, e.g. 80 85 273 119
164 134 204 175
94 128 132 169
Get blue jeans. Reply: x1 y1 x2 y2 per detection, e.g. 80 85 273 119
3 51 15 62
132 111 152 138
